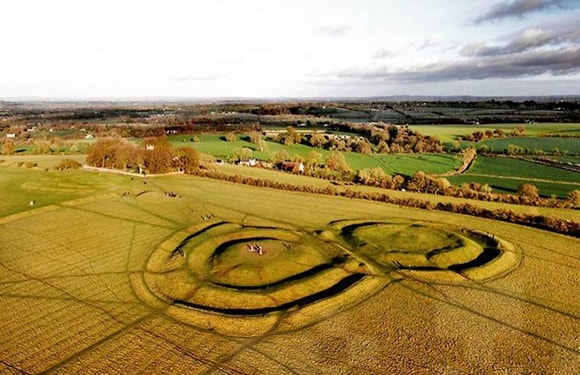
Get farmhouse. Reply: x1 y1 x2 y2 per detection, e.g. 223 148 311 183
236 158 257 167
6 133 16 138
278 161 305 173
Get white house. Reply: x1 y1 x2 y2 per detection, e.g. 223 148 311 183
6 133 16 138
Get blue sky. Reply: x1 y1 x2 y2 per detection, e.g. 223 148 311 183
1 0 579 98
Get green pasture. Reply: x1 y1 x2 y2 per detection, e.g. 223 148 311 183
168 133 316 160
448 175 578 198
465 156 579 183
448 156 580 197
477 136 580 155
168 133 461 175
0 155 128 217
554 155 580 164
344 153 460 175
409 123 580 142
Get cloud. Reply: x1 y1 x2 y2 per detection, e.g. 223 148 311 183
462 28 554 56
372 49 399 59
462 19 580 56
417 35 443 50
474 0 577 24
333 47 580 83
311 24 351 37
173 73 226 82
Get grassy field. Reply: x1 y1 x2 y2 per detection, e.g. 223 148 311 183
410 123 580 142
478 136 580 155
0 156 579 373
449 156 580 197
166 130 577 198
168 133 462 175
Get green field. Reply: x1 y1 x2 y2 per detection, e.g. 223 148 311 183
168 131 577 196
168 133 461 175
465 156 579 183
449 174 578 197
410 123 580 142
0 157 578 373
447 156 580 197
478 136 580 155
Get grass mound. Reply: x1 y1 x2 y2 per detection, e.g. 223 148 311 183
135 217 520 336
331 219 521 282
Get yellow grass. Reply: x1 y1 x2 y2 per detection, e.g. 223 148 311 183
0 163 578 373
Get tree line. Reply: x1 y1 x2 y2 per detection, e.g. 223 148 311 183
272 124 443 154
86 137 200 174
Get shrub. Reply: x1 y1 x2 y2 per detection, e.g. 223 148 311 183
55 159 82 171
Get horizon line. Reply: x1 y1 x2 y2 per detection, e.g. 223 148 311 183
2 94 580 103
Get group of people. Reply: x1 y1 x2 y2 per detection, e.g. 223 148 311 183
246 243 265 255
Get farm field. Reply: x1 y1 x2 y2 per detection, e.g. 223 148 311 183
163 128 579 198
168 133 462 175
478 136 580 155
0 159 579 374
449 156 580 197
410 123 580 142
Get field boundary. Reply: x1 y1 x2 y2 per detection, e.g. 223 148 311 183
83 165 184 177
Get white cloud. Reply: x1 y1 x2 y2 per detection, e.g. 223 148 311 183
0 0 578 98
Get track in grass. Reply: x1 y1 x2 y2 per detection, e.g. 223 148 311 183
134 218 520 337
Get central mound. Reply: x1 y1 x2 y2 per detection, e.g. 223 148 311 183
132 218 520 336
209 237 334 288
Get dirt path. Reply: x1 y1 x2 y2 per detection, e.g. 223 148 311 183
83 165 184 177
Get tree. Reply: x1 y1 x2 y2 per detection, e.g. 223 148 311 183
141 136 173 174
407 171 428 192
270 149 290 164
325 151 352 177
225 132 236 142
276 126 302 145
309 131 326 148
86 138 126 168
512 124 526 136
359 140 373 154
113 142 138 170
517 183 539 199
356 167 388 186
1 139 15 155
249 131 262 144
175 147 200 174
567 190 580 207
233 147 253 160
506 144 523 155
304 150 323 172
377 140 390 154
257 138 268 152
144 147 172 174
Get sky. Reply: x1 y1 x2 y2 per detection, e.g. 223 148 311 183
1 0 579 99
